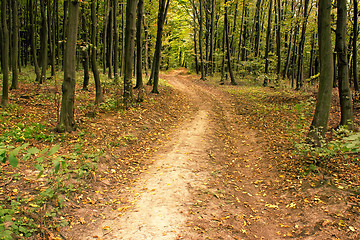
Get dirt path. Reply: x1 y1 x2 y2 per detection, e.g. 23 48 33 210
71 69 287 240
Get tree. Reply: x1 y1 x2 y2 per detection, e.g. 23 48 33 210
134 0 144 90
353 0 359 92
123 0 138 107
30 0 41 82
10 0 19 90
1 0 9 107
90 0 103 105
264 0 273 86
57 0 80 132
307 0 333 145
39 0 48 84
335 0 354 128
149 0 171 93
224 0 236 85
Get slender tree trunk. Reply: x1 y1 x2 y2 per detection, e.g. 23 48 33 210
81 6 90 90
143 18 149 76
264 0 273 85
151 0 171 93
10 0 19 90
353 0 359 92
240 1 248 61
275 0 281 76
1 0 9 106
103 0 110 74
57 0 80 132
199 0 205 80
309 31 316 77
123 0 138 107
49 0 56 76
91 0 103 104
208 0 215 75
254 0 262 57
39 0 48 84
113 0 119 82
224 0 236 85
336 0 354 128
307 0 334 145
108 2 114 79
30 0 41 82
134 0 144 89
296 0 310 90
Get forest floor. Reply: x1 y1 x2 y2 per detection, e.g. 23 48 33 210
1 69 360 240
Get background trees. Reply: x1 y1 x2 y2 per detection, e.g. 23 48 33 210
0 0 358 136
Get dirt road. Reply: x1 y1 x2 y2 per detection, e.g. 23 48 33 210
64 70 358 240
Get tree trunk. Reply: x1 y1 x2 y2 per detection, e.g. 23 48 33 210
10 0 19 90
57 0 80 132
275 0 281 76
296 0 310 90
30 0 41 82
264 0 273 85
91 0 103 105
199 0 205 80
81 6 90 90
123 0 137 107
1 0 9 106
108 2 114 79
307 0 334 146
224 0 236 85
113 0 119 82
336 0 354 128
353 0 359 92
253 0 262 57
208 0 215 75
39 0 48 84
151 0 171 93
103 0 110 74
134 0 144 89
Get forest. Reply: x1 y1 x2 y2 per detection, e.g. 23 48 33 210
0 0 360 239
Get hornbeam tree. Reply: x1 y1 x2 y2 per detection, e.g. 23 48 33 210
307 0 333 146
57 0 80 132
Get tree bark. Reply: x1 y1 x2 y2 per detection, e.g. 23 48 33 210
199 0 205 80
30 0 41 82
264 0 273 85
224 0 236 85
134 0 144 89
39 0 48 84
296 0 310 90
150 0 171 93
81 6 90 91
253 0 262 57
113 0 119 82
353 0 359 92
57 0 80 132
336 0 354 128
307 0 334 146
91 0 103 105
123 0 138 107
1 0 9 106
10 0 19 90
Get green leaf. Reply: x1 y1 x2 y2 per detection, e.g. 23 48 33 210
8 155 18 168
47 145 60 156
53 157 63 173
34 164 44 171
40 147 49 155
28 147 39 155
11 146 22 156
